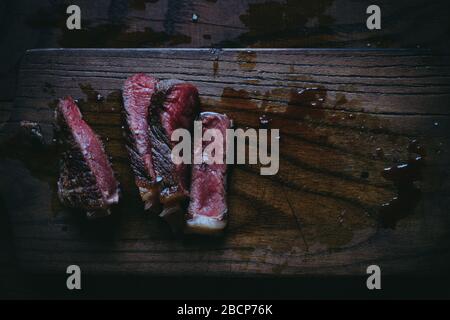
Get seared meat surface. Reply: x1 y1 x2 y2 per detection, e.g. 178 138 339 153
151 80 199 205
53 75 233 234
123 74 232 234
56 96 120 218
150 80 199 227
122 74 159 210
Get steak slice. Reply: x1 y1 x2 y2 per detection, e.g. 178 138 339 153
186 112 232 235
122 74 159 210
56 96 120 218
149 80 199 228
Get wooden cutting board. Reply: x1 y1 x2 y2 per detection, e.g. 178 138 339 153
1 49 450 276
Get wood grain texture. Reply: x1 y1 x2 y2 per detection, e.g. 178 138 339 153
1 0 450 101
1 48 450 276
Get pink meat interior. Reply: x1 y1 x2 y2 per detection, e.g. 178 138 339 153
58 96 118 204
189 113 231 218
123 73 159 179
160 83 199 193
160 83 199 147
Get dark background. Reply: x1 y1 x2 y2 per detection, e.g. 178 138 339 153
1 0 450 299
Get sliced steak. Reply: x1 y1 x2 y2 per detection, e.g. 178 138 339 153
149 80 199 227
122 74 159 210
56 96 120 218
186 112 232 235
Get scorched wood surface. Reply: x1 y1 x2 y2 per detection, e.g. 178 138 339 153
1 48 450 276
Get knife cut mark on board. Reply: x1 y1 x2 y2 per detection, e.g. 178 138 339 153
282 185 309 252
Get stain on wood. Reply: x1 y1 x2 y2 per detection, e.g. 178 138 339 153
2 0 450 103
1 48 450 276
237 51 257 71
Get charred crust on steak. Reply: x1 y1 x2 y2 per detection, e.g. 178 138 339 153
122 74 160 210
149 80 199 228
56 96 120 219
